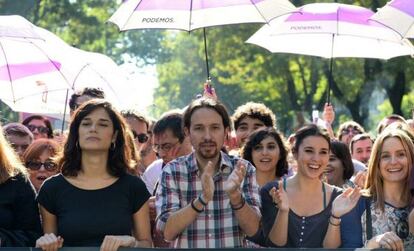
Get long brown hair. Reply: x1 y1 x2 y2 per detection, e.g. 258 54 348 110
365 128 413 211
57 99 136 177
0 125 27 183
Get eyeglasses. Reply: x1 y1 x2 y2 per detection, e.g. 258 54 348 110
26 160 58 171
132 131 149 143
395 209 409 239
152 141 180 153
27 124 49 134
341 128 361 135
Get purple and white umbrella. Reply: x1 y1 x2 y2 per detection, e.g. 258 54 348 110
247 3 414 103
0 16 130 117
109 0 296 79
371 0 414 39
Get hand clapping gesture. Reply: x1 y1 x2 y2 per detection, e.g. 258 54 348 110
224 161 246 196
269 181 289 212
331 187 361 218
201 161 215 202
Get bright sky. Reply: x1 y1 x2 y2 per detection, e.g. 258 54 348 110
118 63 158 114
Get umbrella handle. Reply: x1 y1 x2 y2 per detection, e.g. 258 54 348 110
203 28 211 81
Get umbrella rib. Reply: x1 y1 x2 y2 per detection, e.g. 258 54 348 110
28 40 73 89
0 39 16 103
121 0 145 31
248 0 271 23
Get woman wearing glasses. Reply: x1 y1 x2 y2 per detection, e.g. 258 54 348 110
0 124 41 246
23 139 60 192
341 127 414 250
22 115 54 140
35 99 152 251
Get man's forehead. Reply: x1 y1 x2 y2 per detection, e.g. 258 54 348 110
154 129 178 143
76 94 94 105
191 107 224 126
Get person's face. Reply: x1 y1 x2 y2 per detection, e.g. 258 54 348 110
26 150 58 191
379 137 409 184
326 152 345 186
352 138 373 165
27 119 49 140
78 108 116 152
125 117 148 151
340 126 362 146
295 136 329 179
187 108 228 161
153 129 182 164
252 136 280 175
6 134 31 159
235 116 266 147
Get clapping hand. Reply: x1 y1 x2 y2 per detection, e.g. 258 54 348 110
269 181 289 212
332 187 361 217
224 161 246 196
201 161 215 202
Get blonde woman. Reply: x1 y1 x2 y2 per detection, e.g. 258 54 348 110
342 127 414 250
0 124 41 246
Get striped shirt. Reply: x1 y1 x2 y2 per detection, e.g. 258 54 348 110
155 151 261 248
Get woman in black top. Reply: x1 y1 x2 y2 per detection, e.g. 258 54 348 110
0 124 41 246
36 99 152 250
260 124 360 248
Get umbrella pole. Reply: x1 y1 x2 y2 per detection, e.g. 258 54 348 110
327 57 333 104
203 28 211 81
61 89 69 133
327 34 334 105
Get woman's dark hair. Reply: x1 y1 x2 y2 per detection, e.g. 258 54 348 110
242 127 289 178
22 115 54 138
330 140 354 180
293 124 330 153
58 99 135 177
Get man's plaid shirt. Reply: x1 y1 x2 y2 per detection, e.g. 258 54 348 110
155 151 261 248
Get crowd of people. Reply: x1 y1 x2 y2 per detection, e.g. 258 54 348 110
1 86 414 251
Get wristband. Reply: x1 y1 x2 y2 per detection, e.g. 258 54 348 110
329 219 341 226
331 213 341 220
230 196 245 210
191 198 203 213
198 194 208 206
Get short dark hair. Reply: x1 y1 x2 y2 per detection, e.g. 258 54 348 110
22 115 54 138
23 138 60 166
183 97 231 130
293 124 330 154
232 102 276 130
3 122 34 141
242 127 288 178
121 110 150 130
330 140 354 180
69 87 105 111
349 133 374 154
153 111 185 142
58 99 135 177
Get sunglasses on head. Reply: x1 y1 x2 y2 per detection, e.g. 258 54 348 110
27 124 49 134
25 160 57 172
133 131 149 143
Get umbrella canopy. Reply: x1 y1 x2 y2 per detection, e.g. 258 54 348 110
246 3 414 102
109 0 296 31
109 0 296 80
0 16 130 115
371 0 414 39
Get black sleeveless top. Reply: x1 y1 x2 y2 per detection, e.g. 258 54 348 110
255 181 341 248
